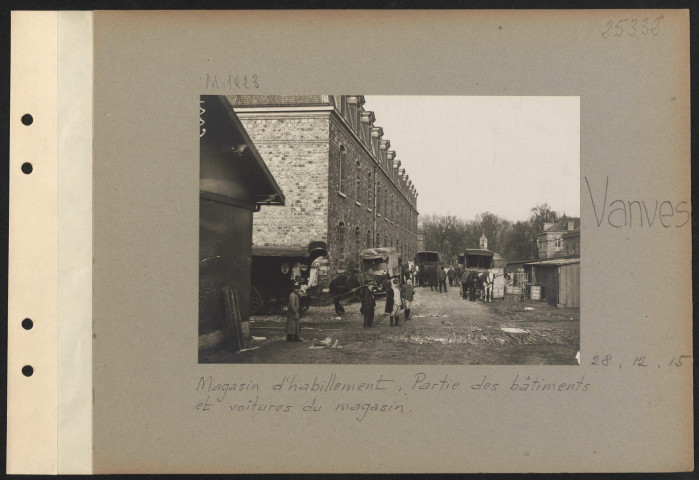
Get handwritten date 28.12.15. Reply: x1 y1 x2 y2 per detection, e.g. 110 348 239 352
602 16 663 39
590 354 690 369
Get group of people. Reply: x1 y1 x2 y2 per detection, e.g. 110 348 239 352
360 275 415 328
414 264 449 292
286 272 418 342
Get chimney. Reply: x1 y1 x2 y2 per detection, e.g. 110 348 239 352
384 148 393 173
360 111 374 146
346 96 359 130
371 126 383 157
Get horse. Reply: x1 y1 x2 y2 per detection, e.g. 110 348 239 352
328 273 362 315
464 270 482 301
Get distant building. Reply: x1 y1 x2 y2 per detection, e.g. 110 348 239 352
228 95 419 276
536 218 580 259
562 227 580 257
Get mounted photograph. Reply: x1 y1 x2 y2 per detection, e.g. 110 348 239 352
198 95 580 365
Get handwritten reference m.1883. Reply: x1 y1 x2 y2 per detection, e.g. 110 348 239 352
198 95 581 365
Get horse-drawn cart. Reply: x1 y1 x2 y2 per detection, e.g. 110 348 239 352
250 242 327 314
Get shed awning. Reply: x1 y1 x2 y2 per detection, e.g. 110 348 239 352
212 95 285 206
464 249 494 257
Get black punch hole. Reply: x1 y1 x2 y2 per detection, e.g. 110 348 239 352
22 365 34 377
21 162 33 174
22 318 33 330
21 114 33 126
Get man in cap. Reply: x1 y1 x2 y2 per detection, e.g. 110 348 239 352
286 282 302 341
360 279 376 328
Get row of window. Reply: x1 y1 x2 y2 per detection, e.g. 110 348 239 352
338 145 416 229
336 222 416 257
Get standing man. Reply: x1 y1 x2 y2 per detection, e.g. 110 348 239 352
483 269 495 303
385 277 396 326
429 265 438 291
447 266 455 287
438 265 447 293
390 278 403 326
360 282 376 328
453 265 461 292
401 261 410 285
401 279 415 322
461 268 471 300
286 282 302 341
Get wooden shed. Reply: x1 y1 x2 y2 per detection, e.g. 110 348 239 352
199 95 285 356
525 258 580 308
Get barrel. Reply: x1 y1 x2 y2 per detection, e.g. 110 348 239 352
530 285 542 300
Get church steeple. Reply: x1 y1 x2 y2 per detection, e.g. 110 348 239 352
479 232 488 250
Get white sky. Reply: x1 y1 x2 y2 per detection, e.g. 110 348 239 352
364 96 580 222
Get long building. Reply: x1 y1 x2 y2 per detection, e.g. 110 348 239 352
228 95 420 276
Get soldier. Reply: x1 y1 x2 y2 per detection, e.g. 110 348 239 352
401 279 415 321
460 268 471 300
447 266 455 287
360 282 376 328
438 265 448 293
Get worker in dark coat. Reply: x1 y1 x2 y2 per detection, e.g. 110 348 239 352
428 265 438 291
400 262 410 285
460 269 471 300
453 265 462 285
286 283 302 341
447 266 455 287
466 271 479 302
438 266 448 293
360 282 375 328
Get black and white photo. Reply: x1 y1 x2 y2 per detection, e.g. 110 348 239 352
199 94 580 365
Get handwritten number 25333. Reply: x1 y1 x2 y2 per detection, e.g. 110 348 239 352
602 17 662 38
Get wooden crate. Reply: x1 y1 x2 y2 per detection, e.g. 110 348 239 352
505 292 525 302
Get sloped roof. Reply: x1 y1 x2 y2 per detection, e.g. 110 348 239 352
227 95 331 107
543 217 580 233
464 248 494 257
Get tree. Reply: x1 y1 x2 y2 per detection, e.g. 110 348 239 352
501 221 536 261
529 203 560 234
474 211 510 253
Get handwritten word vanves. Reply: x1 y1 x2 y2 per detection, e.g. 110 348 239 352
585 176 690 228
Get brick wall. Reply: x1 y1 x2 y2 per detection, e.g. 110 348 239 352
236 108 419 278
237 114 330 248
327 118 418 274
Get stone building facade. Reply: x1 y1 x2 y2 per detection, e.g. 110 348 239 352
536 218 580 260
228 95 419 276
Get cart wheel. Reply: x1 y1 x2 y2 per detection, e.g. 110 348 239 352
250 287 264 315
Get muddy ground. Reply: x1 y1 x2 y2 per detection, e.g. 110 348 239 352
201 285 580 365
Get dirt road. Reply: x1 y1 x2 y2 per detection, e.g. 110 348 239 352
201 285 580 365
